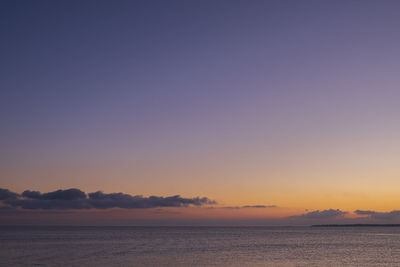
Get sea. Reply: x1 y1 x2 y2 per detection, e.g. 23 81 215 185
1 226 400 266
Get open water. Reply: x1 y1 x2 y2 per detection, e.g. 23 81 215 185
1 226 400 266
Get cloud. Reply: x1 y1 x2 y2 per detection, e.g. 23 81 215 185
0 188 19 200
0 188 215 210
300 209 347 219
87 191 215 209
354 210 375 215
242 205 277 208
221 205 277 209
22 189 86 200
355 210 400 220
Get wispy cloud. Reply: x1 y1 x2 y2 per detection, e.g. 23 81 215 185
221 205 277 209
242 205 277 208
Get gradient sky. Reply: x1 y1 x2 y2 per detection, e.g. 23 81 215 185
1 0 400 225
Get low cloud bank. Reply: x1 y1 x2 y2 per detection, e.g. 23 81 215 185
355 210 400 220
0 188 215 210
300 209 348 219
287 209 348 221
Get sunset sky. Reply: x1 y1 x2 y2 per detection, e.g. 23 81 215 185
1 0 400 225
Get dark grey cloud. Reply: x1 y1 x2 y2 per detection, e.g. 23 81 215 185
300 209 347 219
0 188 215 210
22 189 86 200
0 188 19 200
87 191 215 209
355 210 400 220
242 205 277 208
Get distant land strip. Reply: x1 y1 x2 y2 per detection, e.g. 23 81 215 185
312 224 400 227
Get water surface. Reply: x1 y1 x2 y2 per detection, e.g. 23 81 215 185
1 226 399 266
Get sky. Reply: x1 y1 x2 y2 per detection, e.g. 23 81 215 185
1 0 400 225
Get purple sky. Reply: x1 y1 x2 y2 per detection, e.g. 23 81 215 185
1 0 400 225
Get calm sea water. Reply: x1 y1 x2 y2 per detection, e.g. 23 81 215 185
1 226 400 266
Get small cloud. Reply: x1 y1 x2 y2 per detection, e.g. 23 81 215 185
354 210 376 215
300 209 347 219
242 205 277 208
355 210 400 220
